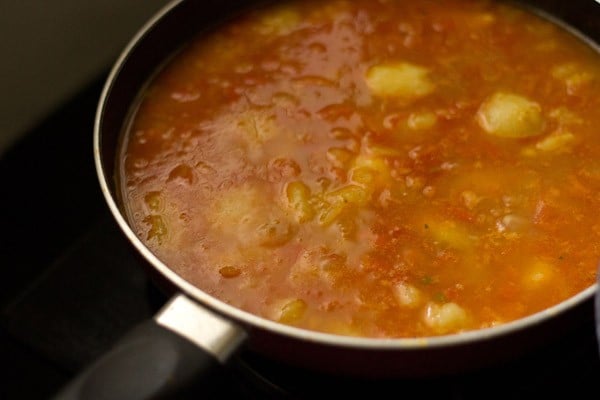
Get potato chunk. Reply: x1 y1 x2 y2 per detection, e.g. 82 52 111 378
278 299 307 323
408 111 437 130
477 92 544 138
351 153 391 191
365 62 435 100
522 259 556 289
535 131 576 152
211 185 264 228
548 107 583 126
238 111 278 143
257 6 301 36
522 131 577 157
394 283 423 308
211 184 296 247
425 219 474 250
423 302 469 334
552 63 594 94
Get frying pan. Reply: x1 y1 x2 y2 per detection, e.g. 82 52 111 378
54 0 600 398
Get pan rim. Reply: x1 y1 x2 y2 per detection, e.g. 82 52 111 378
93 0 599 351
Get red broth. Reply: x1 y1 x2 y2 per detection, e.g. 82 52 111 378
120 0 600 338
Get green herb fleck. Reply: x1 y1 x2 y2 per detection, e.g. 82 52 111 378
434 292 448 303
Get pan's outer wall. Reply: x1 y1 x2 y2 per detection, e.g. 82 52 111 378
97 0 599 378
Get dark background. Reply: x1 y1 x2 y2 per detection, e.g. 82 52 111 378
1 1 599 399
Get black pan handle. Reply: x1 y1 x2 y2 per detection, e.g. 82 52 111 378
53 294 247 400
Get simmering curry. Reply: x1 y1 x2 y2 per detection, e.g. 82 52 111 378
120 0 600 338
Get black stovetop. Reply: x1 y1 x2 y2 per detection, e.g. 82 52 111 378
1 73 599 400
